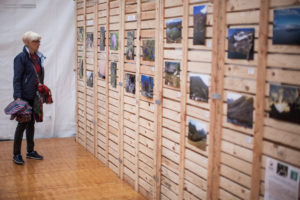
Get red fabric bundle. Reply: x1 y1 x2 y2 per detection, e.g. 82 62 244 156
37 84 53 104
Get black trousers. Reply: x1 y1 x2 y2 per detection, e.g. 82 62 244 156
13 99 35 156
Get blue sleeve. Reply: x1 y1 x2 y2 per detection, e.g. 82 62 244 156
13 54 24 99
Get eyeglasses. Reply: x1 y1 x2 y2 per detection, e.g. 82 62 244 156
32 40 40 43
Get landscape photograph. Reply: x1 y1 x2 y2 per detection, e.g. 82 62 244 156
126 31 134 60
189 73 210 103
142 39 155 61
193 5 207 45
86 71 93 88
141 75 154 99
100 27 105 51
166 18 182 43
77 27 84 43
110 62 117 88
86 32 94 50
125 73 136 94
98 60 106 79
227 92 254 128
273 8 300 45
165 61 180 88
110 32 119 51
227 28 254 60
188 119 207 151
269 84 300 124
78 57 83 79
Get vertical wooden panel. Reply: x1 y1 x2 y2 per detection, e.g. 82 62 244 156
154 0 163 199
207 0 226 199
178 0 189 199
105 0 110 165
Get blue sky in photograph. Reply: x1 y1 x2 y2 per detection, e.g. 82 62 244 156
274 8 300 28
193 5 207 15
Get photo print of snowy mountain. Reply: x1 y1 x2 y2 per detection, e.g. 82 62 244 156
227 92 253 128
166 18 182 43
77 27 84 43
227 28 254 60
273 7 300 45
269 84 300 124
110 62 117 88
126 31 135 60
193 5 207 45
165 61 180 88
86 71 93 88
99 27 105 51
125 73 136 94
141 75 154 99
86 32 94 50
189 73 210 103
78 57 83 79
188 118 207 151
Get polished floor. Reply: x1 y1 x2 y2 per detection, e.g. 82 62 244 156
0 137 145 200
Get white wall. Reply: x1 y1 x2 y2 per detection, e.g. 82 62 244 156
0 0 76 139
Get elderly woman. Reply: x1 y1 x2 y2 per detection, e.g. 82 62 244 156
13 31 45 165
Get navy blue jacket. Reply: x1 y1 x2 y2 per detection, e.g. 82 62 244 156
13 46 45 100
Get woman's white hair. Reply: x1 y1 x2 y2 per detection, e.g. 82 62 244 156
22 31 41 44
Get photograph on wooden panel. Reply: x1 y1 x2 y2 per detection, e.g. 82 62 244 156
98 60 106 79
141 75 153 99
189 73 210 103
188 119 207 151
110 62 117 88
142 40 155 61
78 57 83 79
86 32 94 50
99 27 105 51
227 28 254 60
273 8 300 45
227 92 253 128
77 27 84 43
269 84 300 125
110 32 119 51
125 73 135 94
193 5 207 45
165 61 180 88
86 71 93 87
126 31 135 60
166 18 182 43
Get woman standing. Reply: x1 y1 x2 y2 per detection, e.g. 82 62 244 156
13 31 45 165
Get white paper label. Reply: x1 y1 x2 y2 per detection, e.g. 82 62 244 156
151 104 154 111
127 15 136 21
246 136 252 144
177 92 181 98
205 112 209 118
248 68 255 75
206 41 212 48
87 20 93 26
152 67 155 72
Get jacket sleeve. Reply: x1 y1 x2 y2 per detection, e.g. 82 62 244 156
13 55 25 99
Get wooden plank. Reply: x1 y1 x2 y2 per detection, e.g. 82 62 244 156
207 0 226 199
94 2 99 156
251 0 269 199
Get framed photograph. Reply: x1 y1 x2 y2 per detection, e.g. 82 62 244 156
166 18 182 43
126 31 134 60
165 61 180 88
142 40 155 61
141 75 154 99
269 84 300 124
86 32 94 50
189 73 210 103
228 28 254 60
77 27 84 43
125 73 136 94
227 92 253 128
98 60 106 79
273 8 300 45
110 32 119 51
193 5 207 45
86 71 93 87
110 62 117 88
99 27 105 51
78 57 83 79
188 119 207 151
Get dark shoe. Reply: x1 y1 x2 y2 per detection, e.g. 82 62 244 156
26 151 43 160
13 154 24 165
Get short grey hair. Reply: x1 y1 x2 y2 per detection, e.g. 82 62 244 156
22 31 41 44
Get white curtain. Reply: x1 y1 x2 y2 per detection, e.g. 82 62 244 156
0 0 76 139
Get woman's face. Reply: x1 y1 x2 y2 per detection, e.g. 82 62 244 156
27 39 40 53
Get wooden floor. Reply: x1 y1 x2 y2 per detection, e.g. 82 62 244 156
0 137 146 200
